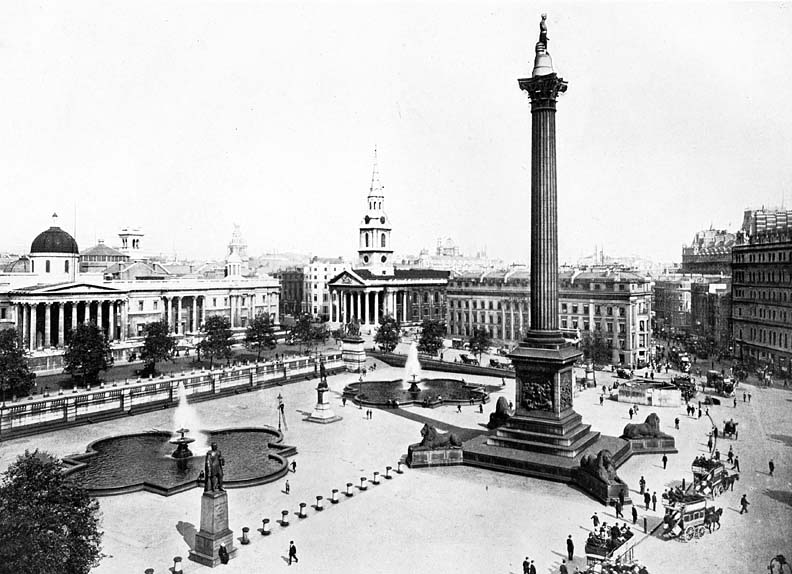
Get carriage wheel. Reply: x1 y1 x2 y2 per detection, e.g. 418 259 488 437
684 526 696 541
696 526 707 538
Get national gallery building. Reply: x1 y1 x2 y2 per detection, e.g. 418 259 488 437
0 217 279 372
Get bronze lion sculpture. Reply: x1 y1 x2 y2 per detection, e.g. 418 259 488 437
417 423 462 449
622 413 671 440
486 396 514 429
579 449 619 484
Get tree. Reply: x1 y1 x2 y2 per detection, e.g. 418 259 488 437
581 330 610 365
139 321 176 376
245 313 277 361
374 315 400 353
468 328 492 364
200 315 234 369
0 450 103 574
289 314 314 352
0 329 36 400
417 319 446 356
310 323 329 351
63 322 114 386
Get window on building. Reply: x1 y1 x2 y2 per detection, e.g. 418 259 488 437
65 260 70 273
213 298 217 307
572 305 578 314
153 301 158 311
0 308 6 320
45 260 50 273
595 305 601 316
138 301 144 311
583 305 589 315
606 306 613 316
561 303 568 312
381 233 386 248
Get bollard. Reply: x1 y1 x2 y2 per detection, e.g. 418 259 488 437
643 517 647 534
316 495 324 511
261 518 271 536
241 527 250 545
145 569 154 574
385 466 393 479
682 478 686 491
281 510 290 526
396 461 404 474
345 482 354 497
331 489 339 503
360 477 368 490
173 556 183 573
372 471 380 485
298 503 307 518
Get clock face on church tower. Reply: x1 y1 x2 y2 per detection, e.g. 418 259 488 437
380 216 385 224
364 216 370 224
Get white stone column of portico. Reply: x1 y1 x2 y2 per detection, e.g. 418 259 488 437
229 294 235 328
402 292 407 323
97 300 104 335
175 296 181 334
19 304 27 347
58 303 65 346
200 296 206 329
373 291 380 325
361 291 368 326
30 304 38 350
121 300 128 341
165 296 172 333
355 292 361 322
43 303 51 349
192 296 198 333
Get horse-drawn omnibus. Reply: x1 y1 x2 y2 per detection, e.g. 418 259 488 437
662 495 723 541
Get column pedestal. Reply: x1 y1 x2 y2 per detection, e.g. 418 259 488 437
342 336 365 372
189 491 237 567
306 385 342 424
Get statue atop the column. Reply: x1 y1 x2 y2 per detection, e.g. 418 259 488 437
538 13 548 49
204 442 225 492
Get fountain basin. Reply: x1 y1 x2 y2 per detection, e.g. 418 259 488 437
64 427 294 497
343 378 488 408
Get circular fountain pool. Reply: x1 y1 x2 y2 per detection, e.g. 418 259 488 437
64 427 293 496
343 378 488 408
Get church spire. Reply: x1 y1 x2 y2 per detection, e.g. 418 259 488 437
368 145 383 197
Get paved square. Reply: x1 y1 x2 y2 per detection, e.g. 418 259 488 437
1 361 789 573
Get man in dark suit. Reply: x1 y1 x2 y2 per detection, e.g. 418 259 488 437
566 535 574 561
523 557 530 574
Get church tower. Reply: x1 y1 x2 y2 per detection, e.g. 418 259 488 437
357 147 394 275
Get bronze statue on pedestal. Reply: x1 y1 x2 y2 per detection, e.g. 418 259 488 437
204 442 225 492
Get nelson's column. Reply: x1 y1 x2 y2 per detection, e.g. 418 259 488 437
465 15 624 482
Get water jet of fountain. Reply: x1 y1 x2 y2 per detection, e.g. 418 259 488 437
404 342 422 392
173 381 210 455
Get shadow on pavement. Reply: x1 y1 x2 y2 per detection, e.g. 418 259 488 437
763 489 792 509
176 520 196 550
768 434 792 448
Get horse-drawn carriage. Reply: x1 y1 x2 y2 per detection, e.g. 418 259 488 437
722 419 738 440
585 524 635 565
662 495 723 541
691 456 739 498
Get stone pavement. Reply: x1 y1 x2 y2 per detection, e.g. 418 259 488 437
0 363 788 573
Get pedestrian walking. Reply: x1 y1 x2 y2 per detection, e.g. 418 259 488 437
285 480 290 494
291 461 297 473
739 495 750 514
639 476 646 494
529 561 536 574
634 405 639 415
560 560 569 574
643 490 650 511
599 395 604 406
288 541 299 564
662 454 668 469
698 408 702 419
714 449 720 461
727 448 733 465
733 397 737 408
457 404 462 413
769 459 775 476
743 392 746 402
591 512 600 528
652 491 657 512
734 456 741 472
479 404 484 413
707 435 713 451
523 557 530 574
748 393 752 403
713 426 718 440
566 535 574 561
674 417 680 430
615 499 623 519
628 407 634 420
618 489 625 507
631 505 638 525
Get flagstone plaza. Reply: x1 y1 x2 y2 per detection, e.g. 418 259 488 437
0 345 789 573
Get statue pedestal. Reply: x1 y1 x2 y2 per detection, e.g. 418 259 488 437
189 491 237 567
306 387 342 424
342 336 365 372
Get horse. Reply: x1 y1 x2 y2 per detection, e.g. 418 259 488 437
704 507 723 532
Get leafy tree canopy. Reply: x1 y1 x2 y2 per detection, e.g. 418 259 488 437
0 450 103 574
581 330 611 365
199 315 234 369
374 315 400 353
63 323 114 385
468 328 492 361
139 321 176 376
245 314 278 361
0 329 36 399
417 319 446 356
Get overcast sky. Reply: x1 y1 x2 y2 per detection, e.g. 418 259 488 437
2 2 791 265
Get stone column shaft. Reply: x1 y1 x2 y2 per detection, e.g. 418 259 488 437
58 303 65 346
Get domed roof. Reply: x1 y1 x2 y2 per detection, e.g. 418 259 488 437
31 226 79 255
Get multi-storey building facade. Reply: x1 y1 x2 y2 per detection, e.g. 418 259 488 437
731 208 792 376
0 218 279 371
446 267 652 367
303 257 349 320
275 267 304 317
681 228 735 275
691 280 732 345
653 276 693 334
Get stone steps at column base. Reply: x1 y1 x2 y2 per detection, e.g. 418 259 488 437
494 423 595 448
486 429 600 458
